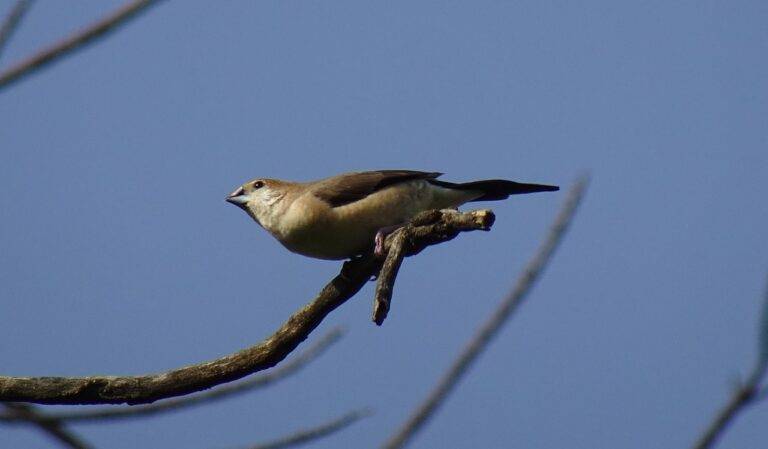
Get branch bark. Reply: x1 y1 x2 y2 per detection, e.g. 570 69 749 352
373 209 495 325
0 0 164 92
0 208 494 405
382 177 589 449
0 329 342 423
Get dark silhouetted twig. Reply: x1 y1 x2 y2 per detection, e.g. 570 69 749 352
2 403 92 449
382 176 589 449
0 0 164 91
242 408 372 449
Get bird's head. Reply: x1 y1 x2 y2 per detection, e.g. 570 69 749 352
225 178 290 228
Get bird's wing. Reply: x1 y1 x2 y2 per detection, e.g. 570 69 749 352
311 170 442 208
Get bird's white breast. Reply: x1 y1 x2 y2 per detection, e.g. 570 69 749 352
270 180 476 259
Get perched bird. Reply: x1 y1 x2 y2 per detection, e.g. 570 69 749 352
226 170 558 260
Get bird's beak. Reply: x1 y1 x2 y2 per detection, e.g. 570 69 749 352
225 187 249 208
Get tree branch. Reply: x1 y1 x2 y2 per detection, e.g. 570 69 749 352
690 274 768 449
0 0 164 92
690 385 759 449
0 0 33 60
239 408 372 449
373 209 495 325
0 329 343 423
2 403 92 449
0 208 494 405
382 176 589 449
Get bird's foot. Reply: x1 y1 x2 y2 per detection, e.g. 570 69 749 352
374 224 403 257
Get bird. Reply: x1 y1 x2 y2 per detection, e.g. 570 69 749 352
225 170 558 260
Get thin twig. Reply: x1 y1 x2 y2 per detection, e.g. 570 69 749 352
0 0 33 60
2 403 92 449
690 275 768 449
241 408 373 449
0 208 493 405
0 329 343 423
690 385 758 449
382 176 589 449
0 0 164 91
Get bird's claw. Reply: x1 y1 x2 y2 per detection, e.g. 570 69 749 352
374 224 403 257
374 231 387 258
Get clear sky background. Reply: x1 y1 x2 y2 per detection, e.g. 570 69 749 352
2 1 767 448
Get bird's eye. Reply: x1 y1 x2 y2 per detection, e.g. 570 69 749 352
252 181 264 189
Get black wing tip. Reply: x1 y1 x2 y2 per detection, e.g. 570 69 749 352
511 181 560 193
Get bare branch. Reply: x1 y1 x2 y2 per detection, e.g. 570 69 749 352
2 403 92 449
690 274 768 449
373 209 495 325
0 0 164 92
691 385 758 449
382 176 589 449
373 232 407 325
0 208 494 405
0 329 343 423
241 408 372 449
0 0 33 60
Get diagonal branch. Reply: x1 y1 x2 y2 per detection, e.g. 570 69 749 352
3 403 92 449
0 0 165 92
238 408 373 449
0 0 33 60
0 208 495 405
690 385 759 449
381 176 589 449
0 329 343 423
690 274 768 449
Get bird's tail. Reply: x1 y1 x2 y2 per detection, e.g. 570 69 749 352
430 179 559 202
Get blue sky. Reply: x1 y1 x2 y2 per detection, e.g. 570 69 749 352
1 1 767 448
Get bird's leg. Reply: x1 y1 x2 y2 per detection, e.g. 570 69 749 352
374 224 404 257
